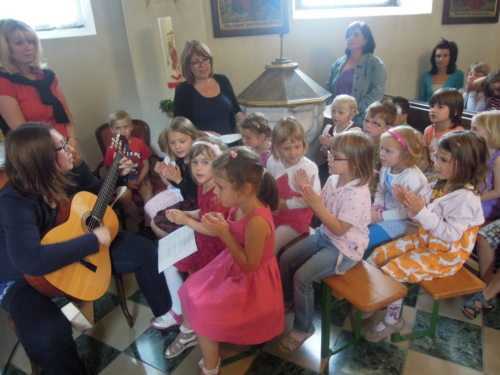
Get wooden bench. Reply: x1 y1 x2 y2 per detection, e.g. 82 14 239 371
320 261 407 372
392 266 485 342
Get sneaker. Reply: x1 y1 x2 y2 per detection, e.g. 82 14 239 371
150 309 182 330
363 318 405 343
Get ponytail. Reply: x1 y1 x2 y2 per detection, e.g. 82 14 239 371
257 171 279 211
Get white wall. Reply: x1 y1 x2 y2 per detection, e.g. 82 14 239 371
40 0 500 165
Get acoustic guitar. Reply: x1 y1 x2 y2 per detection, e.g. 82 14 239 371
24 136 128 301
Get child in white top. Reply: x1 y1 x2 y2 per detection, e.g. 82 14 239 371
279 132 373 352
365 131 487 343
238 112 272 166
320 94 361 150
267 117 321 253
367 126 428 255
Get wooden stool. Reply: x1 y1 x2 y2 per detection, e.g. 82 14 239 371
114 273 135 328
321 261 407 372
392 266 485 342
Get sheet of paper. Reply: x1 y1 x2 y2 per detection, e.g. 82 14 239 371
157 226 197 272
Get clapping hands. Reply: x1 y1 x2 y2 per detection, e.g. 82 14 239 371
393 184 425 217
295 168 322 209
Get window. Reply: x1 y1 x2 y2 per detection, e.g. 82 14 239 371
293 0 432 19
1 0 96 39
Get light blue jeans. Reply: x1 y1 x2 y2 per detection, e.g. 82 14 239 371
279 227 358 333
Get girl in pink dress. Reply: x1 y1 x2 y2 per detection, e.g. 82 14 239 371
166 147 285 375
151 138 229 331
267 117 321 253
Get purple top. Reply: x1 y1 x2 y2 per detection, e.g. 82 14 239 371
335 68 355 96
482 149 500 219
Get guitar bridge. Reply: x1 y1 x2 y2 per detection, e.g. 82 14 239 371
79 258 97 273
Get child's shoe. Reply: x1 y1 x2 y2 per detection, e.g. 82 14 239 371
150 309 182 330
164 325 197 358
363 318 405 343
279 328 315 353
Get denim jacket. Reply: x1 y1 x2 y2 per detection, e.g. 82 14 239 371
326 53 386 126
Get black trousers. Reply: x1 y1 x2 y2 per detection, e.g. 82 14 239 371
2 232 171 374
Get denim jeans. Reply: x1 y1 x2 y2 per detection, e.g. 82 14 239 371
279 227 357 333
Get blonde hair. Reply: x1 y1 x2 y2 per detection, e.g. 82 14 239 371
108 110 132 128
380 125 425 168
180 40 213 84
238 112 271 138
330 132 373 186
158 116 202 158
332 94 358 114
271 117 307 160
472 110 500 149
0 19 44 74
468 61 490 76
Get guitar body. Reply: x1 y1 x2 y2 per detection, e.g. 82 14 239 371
24 191 119 301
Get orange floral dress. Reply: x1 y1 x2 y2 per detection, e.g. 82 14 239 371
368 184 484 283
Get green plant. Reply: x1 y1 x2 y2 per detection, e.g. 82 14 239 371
159 99 174 114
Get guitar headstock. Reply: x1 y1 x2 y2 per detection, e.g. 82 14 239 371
110 135 130 158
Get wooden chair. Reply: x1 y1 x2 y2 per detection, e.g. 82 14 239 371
391 266 485 342
320 261 407 372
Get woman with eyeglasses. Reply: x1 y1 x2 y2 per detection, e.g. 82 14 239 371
173 40 245 135
0 123 172 374
0 19 95 186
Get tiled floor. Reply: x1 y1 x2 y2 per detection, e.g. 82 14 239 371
3 273 500 375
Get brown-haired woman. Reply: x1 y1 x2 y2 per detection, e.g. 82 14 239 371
0 123 172 374
173 40 245 135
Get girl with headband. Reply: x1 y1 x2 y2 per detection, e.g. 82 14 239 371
151 137 230 333
366 126 427 256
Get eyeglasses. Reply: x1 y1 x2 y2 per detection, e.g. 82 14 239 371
55 141 70 153
327 150 348 162
190 56 210 68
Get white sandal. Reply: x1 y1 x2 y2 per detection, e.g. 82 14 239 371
164 326 197 359
199 357 221 375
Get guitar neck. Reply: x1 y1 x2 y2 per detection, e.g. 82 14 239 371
89 151 123 228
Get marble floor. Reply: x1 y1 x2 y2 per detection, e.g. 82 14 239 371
2 272 500 375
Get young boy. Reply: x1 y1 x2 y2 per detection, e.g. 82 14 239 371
392 96 410 126
104 110 154 226
363 100 397 194
318 95 361 184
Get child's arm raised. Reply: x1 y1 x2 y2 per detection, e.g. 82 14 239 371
202 213 269 271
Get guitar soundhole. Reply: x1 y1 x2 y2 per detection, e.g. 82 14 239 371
82 213 102 232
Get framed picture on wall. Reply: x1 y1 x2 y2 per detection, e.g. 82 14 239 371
442 0 500 24
211 0 288 38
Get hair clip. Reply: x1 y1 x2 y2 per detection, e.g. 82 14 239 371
231 150 238 159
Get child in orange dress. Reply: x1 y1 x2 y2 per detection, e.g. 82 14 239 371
364 131 487 342
165 147 284 375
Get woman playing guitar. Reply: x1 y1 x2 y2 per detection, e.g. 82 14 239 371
0 123 172 374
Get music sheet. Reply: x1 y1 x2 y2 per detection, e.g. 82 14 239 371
157 226 197 272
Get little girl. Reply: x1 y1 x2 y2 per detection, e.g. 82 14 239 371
151 138 229 331
484 70 500 110
367 126 428 255
421 88 464 172
319 94 360 150
166 147 284 375
148 117 201 238
364 131 487 342
238 112 272 166
471 110 500 220
463 62 490 112
279 132 373 351
267 117 321 253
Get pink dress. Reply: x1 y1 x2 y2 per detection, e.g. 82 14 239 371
273 174 313 233
179 206 285 344
175 186 229 273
